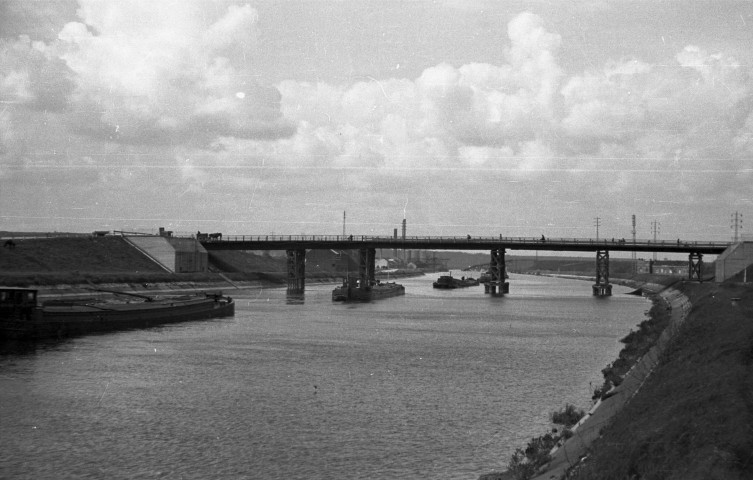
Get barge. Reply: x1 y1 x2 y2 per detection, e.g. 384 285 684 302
432 275 480 289
0 287 235 340
332 279 405 302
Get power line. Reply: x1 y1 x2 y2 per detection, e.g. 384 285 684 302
651 220 661 261
594 217 601 240
632 214 637 274
731 211 743 242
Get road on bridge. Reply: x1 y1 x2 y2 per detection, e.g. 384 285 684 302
199 234 729 255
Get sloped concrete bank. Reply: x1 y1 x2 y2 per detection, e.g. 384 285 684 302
527 282 691 480
480 279 691 480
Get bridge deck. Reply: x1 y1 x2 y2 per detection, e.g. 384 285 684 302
199 235 729 255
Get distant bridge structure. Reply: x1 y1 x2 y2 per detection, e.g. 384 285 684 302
199 235 730 296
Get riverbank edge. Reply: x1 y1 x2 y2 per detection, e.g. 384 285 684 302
530 278 690 480
479 276 689 480
25 270 426 299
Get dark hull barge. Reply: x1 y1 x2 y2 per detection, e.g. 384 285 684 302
332 279 405 302
432 275 480 289
1 287 235 340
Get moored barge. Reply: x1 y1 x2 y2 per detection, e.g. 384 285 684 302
332 279 405 302
0 287 235 340
432 275 480 289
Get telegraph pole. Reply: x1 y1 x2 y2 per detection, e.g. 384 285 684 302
631 214 637 274
651 220 660 261
731 211 743 242
594 217 601 240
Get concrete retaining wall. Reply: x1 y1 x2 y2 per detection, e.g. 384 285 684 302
123 236 208 273
715 241 753 282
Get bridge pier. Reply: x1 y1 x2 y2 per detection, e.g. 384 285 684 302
688 252 703 282
359 248 376 290
286 249 306 293
592 249 612 296
485 248 509 295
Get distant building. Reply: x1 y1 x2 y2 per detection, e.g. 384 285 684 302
653 261 688 276
636 259 688 276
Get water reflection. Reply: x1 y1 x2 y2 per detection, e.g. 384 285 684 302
0 338 68 357
285 292 306 305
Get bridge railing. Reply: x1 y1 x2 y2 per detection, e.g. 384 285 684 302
200 234 729 249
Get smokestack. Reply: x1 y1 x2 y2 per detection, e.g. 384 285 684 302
401 219 407 265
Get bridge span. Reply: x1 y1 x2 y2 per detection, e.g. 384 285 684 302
199 235 730 297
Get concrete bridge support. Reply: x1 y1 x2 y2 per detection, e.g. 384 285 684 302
485 248 509 295
689 252 703 282
286 249 306 293
358 248 376 290
593 249 612 296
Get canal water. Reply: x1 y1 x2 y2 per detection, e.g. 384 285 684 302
0 274 649 480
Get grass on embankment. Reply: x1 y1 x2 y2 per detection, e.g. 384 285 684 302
0 236 164 274
569 281 753 480
0 236 290 287
0 236 423 287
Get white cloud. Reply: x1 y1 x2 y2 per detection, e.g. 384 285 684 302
3 4 753 236
52 1 293 144
274 12 566 173
0 35 74 111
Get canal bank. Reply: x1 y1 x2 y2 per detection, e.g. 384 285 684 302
482 277 753 480
26 270 425 299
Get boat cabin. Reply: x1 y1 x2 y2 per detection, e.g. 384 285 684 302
0 287 38 319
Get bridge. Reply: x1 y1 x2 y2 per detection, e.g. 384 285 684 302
199 235 730 297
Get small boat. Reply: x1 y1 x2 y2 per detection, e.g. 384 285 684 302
432 274 480 289
0 287 235 340
332 278 405 302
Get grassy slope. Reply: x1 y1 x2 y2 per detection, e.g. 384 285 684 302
571 281 753 480
0 236 289 285
0 237 165 274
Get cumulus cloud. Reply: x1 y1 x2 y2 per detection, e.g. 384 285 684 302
45 1 293 144
276 12 565 176
560 44 751 164
0 35 75 111
3 4 753 235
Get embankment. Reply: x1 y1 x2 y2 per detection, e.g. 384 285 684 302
482 279 753 480
564 280 753 480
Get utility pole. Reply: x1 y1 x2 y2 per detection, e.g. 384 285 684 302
651 220 660 261
631 214 637 274
594 217 601 240
731 211 743 242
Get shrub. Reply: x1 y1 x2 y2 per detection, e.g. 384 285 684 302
507 433 558 480
551 403 586 427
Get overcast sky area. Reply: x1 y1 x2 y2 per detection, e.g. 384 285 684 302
1 1 752 242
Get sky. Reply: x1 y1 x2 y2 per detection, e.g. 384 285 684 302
1 0 752 242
